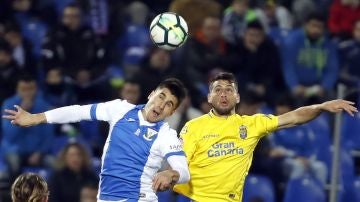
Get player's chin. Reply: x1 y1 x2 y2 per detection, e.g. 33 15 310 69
214 106 233 115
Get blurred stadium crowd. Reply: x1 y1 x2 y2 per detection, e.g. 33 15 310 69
0 0 360 201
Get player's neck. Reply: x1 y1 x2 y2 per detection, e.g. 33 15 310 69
211 109 235 117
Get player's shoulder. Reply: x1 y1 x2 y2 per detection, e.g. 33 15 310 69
159 122 177 137
240 113 277 122
103 99 135 111
185 114 211 126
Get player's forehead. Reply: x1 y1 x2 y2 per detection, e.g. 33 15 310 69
210 80 237 89
155 87 179 104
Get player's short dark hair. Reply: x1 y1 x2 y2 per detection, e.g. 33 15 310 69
17 74 36 83
246 20 264 32
305 12 325 24
209 72 239 91
157 78 187 108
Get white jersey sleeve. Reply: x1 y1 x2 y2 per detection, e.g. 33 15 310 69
167 155 190 184
158 125 185 159
45 99 134 124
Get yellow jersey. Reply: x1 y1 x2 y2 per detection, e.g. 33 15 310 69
173 110 278 202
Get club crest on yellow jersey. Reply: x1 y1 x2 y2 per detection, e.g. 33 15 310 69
239 125 247 139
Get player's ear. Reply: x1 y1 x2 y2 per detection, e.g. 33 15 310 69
236 93 240 104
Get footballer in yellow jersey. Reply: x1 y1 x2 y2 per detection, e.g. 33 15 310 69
174 110 278 201
174 72 358 202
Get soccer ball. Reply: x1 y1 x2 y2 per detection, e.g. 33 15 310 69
150 12 188 50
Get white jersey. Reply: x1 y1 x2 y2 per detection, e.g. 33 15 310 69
45 100 186 202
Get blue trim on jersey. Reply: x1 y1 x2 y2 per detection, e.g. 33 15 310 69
164 151 185 159
90 104 97 120
99 106 164 201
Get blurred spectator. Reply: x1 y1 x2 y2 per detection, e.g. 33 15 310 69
1 75 54 179
238 89 285 201
230 20 285 106
0 41 21 105
41 3 106 79
270 95 327 185
80 182 98 202
9 0 51 60
176 16 232 104
116 1 152 77
255 0 293 32
170 0 222 35
282 12 339 103
48 142 98 202
11 172 49 202
328 0 360 40
221 0 258 44
165 95 203 132
42 67 75 107
338 19 360 88
4 23 37 75
118 78 141 104
133 47 181 103
236 89 264 116
291 0 316 26
72 67 112 104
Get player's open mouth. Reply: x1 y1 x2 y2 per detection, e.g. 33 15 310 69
220 100 228 106
152 110 160 117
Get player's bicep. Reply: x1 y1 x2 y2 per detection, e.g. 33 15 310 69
91 99 128 122
159 130 185 159
278 112 297 129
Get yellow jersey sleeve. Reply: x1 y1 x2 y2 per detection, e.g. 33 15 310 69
251 114 278 137
179 123 197 162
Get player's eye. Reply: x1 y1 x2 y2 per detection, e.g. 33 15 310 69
166 102 173 108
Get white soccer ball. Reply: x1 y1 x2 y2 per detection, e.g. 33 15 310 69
149 12 188 50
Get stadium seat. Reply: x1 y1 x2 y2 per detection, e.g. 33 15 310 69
352 176 360 202
342 113 360 150
283 176 326 202
306 115 332 179
243 174 275 202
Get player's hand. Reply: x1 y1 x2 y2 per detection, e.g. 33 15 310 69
2 105 36 127
320 99 358 116
152 170 178 192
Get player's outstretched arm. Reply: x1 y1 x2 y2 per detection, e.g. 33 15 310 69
2 105 46 127
152 155 190 192
278 99 358 129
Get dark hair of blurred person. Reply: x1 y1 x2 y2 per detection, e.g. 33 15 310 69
118 78 141 105
48 142 98 202
0 39 20 104
80 182 98 202
11 172 49 202
4 23 37 74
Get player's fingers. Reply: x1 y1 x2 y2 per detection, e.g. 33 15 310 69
2 115 16 120
344 108 355 117
349 106 358 112
14 105 23 112
4 109 17 115
343 100 355 105
160 183 168 191
152 176 160 191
